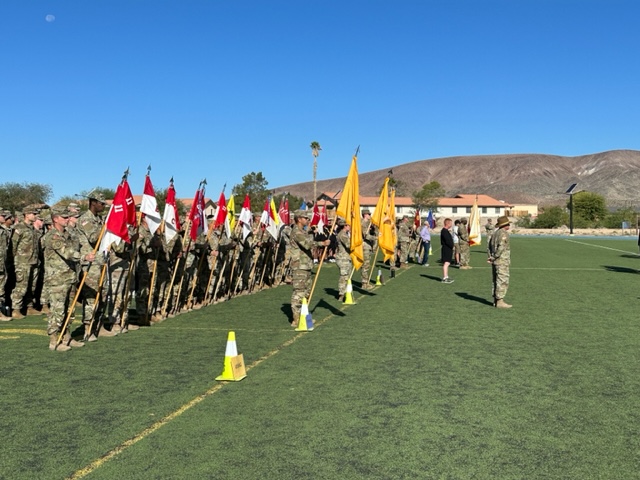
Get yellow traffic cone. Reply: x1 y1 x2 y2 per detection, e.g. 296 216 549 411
375 269 383 286
215 331 247 381
344 279 355 305
429 245 433 255
295 298 314 331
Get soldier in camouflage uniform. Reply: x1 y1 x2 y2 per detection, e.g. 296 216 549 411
335 218 352 301
397 215 411 266
360 209 378 289
0 210 11 320
10 205 40 318
106 225 137 331
488 216 511 308
484 218 495 243
289 209 329 327
43 206 94 351
77 192 113 340
458 218 471 269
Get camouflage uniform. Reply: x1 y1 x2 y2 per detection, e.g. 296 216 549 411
360 215 378 288
77 209 106 328
335 224 352 297
289 217 324 324
458 221 471 267
106 231 135 323
488 225 511 303
485 220 495 242
10 213 39 313
0 219 11 317
42 222 81 336
396 219 410 265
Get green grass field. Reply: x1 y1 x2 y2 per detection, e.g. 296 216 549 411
2 236 640 479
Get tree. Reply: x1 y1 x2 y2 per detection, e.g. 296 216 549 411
570 191 607 226
0 182 53 215
532 206 569 228
232 172 270 212
603 206 637 229
412 181 445 212
310 141 322 203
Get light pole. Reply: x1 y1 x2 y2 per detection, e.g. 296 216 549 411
560 183 582 235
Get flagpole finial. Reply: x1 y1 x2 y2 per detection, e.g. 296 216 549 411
222 182 227 193
147 164 152 175
354 145 360 157
169 176 174 184
202 178 207 186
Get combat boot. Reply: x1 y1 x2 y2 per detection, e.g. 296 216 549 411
26 306 42 316
12 309 25 320
495 299 512 309
63 332 85 348
49 334 71 352
0 310 11 321
98 325 119 337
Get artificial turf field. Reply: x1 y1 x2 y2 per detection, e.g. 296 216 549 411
2 236 640 479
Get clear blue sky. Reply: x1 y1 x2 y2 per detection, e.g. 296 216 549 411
2 0 638 201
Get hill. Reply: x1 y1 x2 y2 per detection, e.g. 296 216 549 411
274 150 640 208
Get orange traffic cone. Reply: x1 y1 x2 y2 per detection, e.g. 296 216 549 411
215 331 247 381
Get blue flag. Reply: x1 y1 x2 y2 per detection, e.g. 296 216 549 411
300 200 307 210
427 209 436 229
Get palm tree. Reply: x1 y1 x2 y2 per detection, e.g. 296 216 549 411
310 141 322 202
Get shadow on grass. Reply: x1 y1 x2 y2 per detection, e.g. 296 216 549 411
420 274 444 282
455 292 494 306
312 298 346 317
603 265 639 274
620 253 640 259
324 287 340 298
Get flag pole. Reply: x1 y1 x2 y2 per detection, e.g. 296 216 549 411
307 221 338 305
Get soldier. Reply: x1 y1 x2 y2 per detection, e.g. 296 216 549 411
360 209 377 289
106 225 138 332
43 206 93 351
488 216 512 308
77 192 115 340
10 205 40 318
485 218 495 242
397 215 411 266
335 218 352 302
458 218 471 269
1 210 15 317
0 210 11 320
289 209 329 327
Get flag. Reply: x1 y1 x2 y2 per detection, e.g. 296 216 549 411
300 200 307 210
227 195 235 234
379 188 397 263
238 194 252 241
260 197 278 239
469 195 482 246
270 197 280 229
278 197 290 225
372 177 389 228
188 184 207 241
427 209 436 229
214 190 228 233
310 202 326 231
163 179 180 243
141 174 161 236
336 155 363 270
414 208 421 229
99 179 136 252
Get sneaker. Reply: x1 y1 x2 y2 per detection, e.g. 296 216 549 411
442 277 454 284
422 263 430 267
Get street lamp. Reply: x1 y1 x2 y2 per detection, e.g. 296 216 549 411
560 183 583 235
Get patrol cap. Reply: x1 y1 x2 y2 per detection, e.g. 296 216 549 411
461 218 468 224
87 191 107 204
23 204 39 215
496 216 510 228
336 217 346 226
361 208 371 216
1 210 13 219
293 209 312 220
50 205 70 218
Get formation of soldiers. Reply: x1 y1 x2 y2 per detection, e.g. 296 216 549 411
1 191 507 350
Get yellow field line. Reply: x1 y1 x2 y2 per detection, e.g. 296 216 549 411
66 278 389 479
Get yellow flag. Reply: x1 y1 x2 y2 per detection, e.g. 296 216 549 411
336 155 364 270
372 177 389 228
226 195 236 232
379 188 397 262
469 195 482 246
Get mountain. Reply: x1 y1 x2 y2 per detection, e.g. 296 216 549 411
274 150 640 208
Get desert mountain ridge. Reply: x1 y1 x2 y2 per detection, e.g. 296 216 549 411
274 150 640 208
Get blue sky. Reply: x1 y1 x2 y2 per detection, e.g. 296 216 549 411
1 0 639 201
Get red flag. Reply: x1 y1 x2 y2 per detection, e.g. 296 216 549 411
414 208 420 229
141 175 161 235
214 191 227 228
163 179 180 242
310 202 321 226
108 184 130 242
278 197 290 225
188 186 207 241
121 179 137 227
